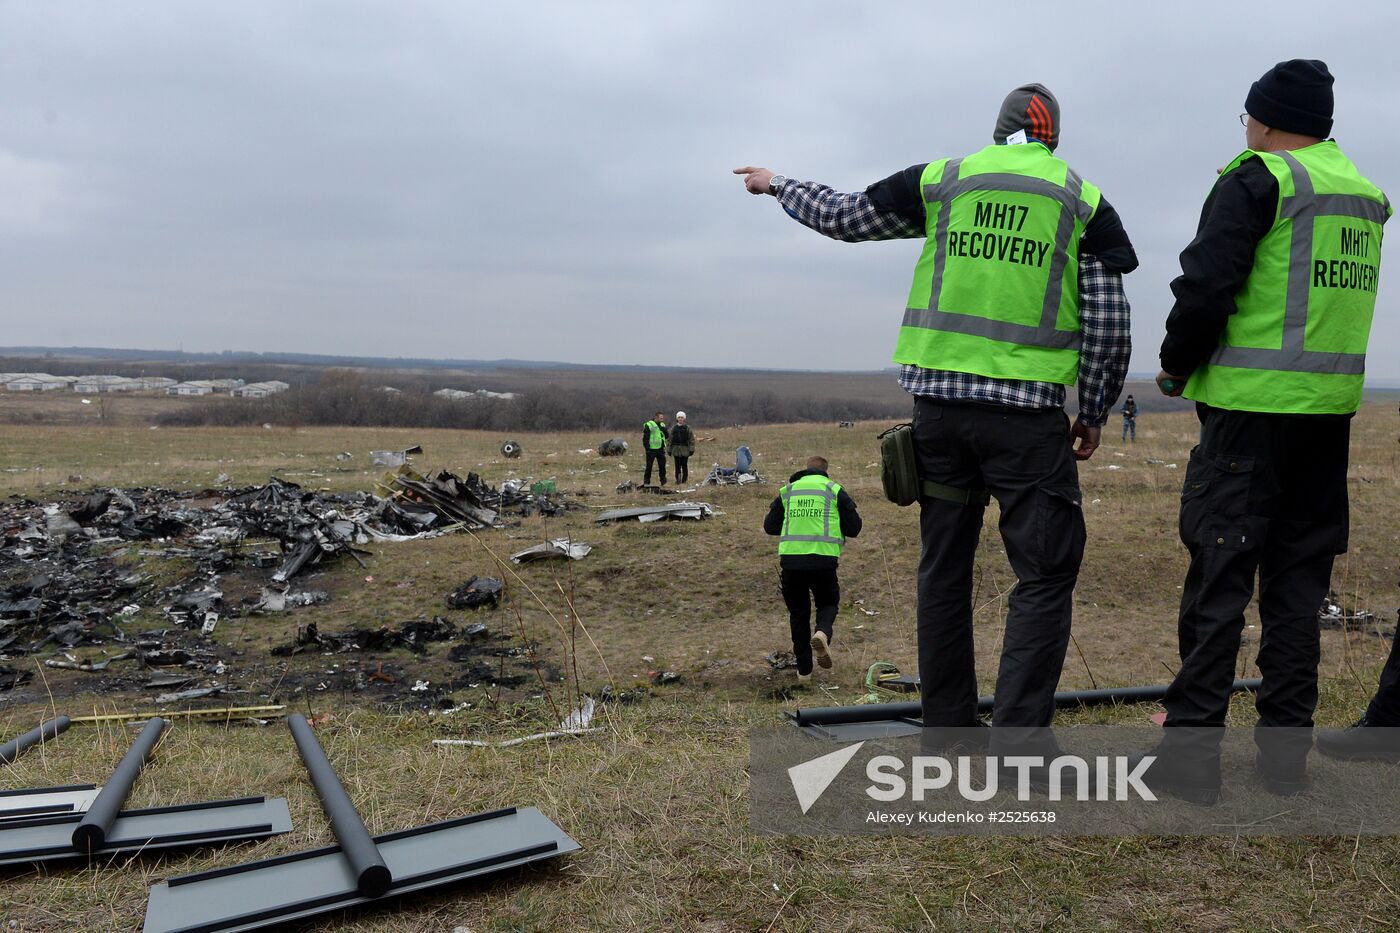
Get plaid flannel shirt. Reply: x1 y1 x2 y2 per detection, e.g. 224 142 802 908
776 179 1131 425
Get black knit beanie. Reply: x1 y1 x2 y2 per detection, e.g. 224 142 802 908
1245 59 1334 137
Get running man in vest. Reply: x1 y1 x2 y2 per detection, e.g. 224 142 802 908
763 456 862 683
737 85 1136 752
1145 60 1390 801
641 411 668 486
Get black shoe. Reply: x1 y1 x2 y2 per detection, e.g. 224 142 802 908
1316 716 1400 762
1254 751 1310 796
1128 750 1220 806
1002 761 1098 800
920 721 990 754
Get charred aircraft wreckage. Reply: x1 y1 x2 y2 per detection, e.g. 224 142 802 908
0 465 572 706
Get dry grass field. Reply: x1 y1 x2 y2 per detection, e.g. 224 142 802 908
1 402 1399 931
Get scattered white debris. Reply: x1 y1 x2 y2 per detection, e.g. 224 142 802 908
433 728 602 749
433 699 600 748
560 698 596 730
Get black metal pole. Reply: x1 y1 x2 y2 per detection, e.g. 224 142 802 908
791 679 1264 727
287 713 391 898
0 715 72 765
72 717 167 851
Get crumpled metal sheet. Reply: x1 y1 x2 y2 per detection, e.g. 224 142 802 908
509 539 592 563
368 445 423 467
375 467 499 529
594 502 717 523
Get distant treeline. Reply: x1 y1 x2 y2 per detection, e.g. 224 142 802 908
156 370 910 431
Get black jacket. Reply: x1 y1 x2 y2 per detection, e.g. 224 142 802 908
668 424 694 456
763 469 862 570
1159 157 1278 377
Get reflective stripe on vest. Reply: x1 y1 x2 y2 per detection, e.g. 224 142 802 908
893 144 1101 385
778 478 843 555
1208 151 1387 376
1184 142 1390 415
644 421 664 449
905 157 1092 350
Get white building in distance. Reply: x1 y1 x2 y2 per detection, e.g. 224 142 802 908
433 388 473 400
5 373 76 391
433 387 518 401
168 379 246 396
73 375 140 393
232 380 290 398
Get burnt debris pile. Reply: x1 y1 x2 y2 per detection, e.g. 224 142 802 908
0 471 570 701
374 467 567 530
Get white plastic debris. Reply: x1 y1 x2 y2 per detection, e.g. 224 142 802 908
434 699 600 748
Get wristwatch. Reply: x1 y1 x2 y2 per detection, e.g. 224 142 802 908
767 174 788 196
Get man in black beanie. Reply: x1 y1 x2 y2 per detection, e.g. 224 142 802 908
735 85 1138 782
1143 60 1392 801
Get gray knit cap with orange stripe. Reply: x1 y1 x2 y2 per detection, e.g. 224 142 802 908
994 83 1060 151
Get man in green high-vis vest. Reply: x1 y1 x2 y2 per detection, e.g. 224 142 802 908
736 85 1137 766
641 411 668 486
763 455 862 682
1144 60 1391 803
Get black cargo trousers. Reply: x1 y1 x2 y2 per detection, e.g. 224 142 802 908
1363 636 1400 726
1162 405 1351 762
643 448 667 485
913 399 1087 727
780 565 840 676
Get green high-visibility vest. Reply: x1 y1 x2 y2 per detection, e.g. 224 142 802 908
644 420 665 449
1184 141 1390 415
778 475 844 558
893 142 1101 384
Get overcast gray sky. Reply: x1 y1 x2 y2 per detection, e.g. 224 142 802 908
3 1 1397 376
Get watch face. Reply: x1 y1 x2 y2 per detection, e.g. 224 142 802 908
770 174 787 192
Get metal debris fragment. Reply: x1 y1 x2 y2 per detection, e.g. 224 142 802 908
509 539 592 563
595 502 716 523
153 685 224 704
369 445 423 468
597 438 628 457
445 576 503 610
